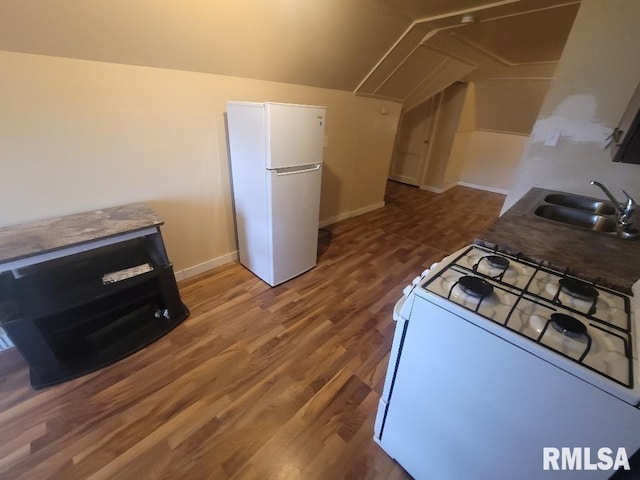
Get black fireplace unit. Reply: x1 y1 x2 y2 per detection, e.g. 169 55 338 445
0 204 189 388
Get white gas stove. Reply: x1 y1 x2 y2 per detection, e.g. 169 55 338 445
376 244 640 479
420 244 638 404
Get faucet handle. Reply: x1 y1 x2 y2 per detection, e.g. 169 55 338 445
620 189 636 209
617 190 639 239
619 189 637 221
591 182 639 239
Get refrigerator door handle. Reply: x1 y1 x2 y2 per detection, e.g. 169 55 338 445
272 164 321 176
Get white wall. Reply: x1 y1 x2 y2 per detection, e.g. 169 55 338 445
454 131 528 194
0 51 401 276
422 82 467 191
444 82 533 194
503 0 640 212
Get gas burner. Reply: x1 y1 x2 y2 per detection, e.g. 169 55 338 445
559 278 599 302
550 313 587 338
458 276 493 298
485 255 509 270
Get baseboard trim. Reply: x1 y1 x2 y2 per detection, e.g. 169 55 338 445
456 181 509 195
350 201 386 218
319 212 351 228
174 251 239 282
420 182 509 196
319 201 385 227
419 184 455 194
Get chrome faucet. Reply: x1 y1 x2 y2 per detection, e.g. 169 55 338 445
591 180 639 239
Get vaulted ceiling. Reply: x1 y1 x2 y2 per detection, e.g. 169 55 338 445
0 0 579 109
362 0 580 109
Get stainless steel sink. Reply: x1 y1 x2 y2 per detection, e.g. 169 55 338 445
534 205 617 233
543 193 616 215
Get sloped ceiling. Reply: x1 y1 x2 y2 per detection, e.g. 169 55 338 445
0 0 579 106
359 0 581 110
0 0 409 91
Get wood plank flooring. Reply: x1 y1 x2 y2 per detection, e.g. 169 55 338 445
0 181 505 479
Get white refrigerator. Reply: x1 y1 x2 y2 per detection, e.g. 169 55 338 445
226 101 326 286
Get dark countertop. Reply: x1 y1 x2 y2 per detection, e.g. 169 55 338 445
0 203 163 264
474 187 640 294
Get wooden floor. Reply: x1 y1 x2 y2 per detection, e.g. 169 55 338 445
0 181 505 480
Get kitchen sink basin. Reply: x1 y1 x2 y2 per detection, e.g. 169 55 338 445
543 193 616 215
534 205 617 233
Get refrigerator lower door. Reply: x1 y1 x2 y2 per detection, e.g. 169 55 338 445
267 164 322 286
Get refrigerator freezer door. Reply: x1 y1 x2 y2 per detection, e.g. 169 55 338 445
267 164 322 285
266 103 325 169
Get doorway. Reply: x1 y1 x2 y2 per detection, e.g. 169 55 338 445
388 96 439 186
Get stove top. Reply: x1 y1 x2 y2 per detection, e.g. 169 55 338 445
415 245 636 400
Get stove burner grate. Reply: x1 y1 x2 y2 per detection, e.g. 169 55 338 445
424 244 632 388
471 253 511 281
550 313 587 338
458 276 494 298
485 255 509 270
539 313 593 362
559 278 599 302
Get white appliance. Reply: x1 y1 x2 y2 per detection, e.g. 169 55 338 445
374 244 640 479
226 101 325 286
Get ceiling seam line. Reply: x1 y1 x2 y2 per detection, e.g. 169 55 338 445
402 57 457 106
353 21 419 95
472 1 582 24
370 29 442 96
411 0 523 26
